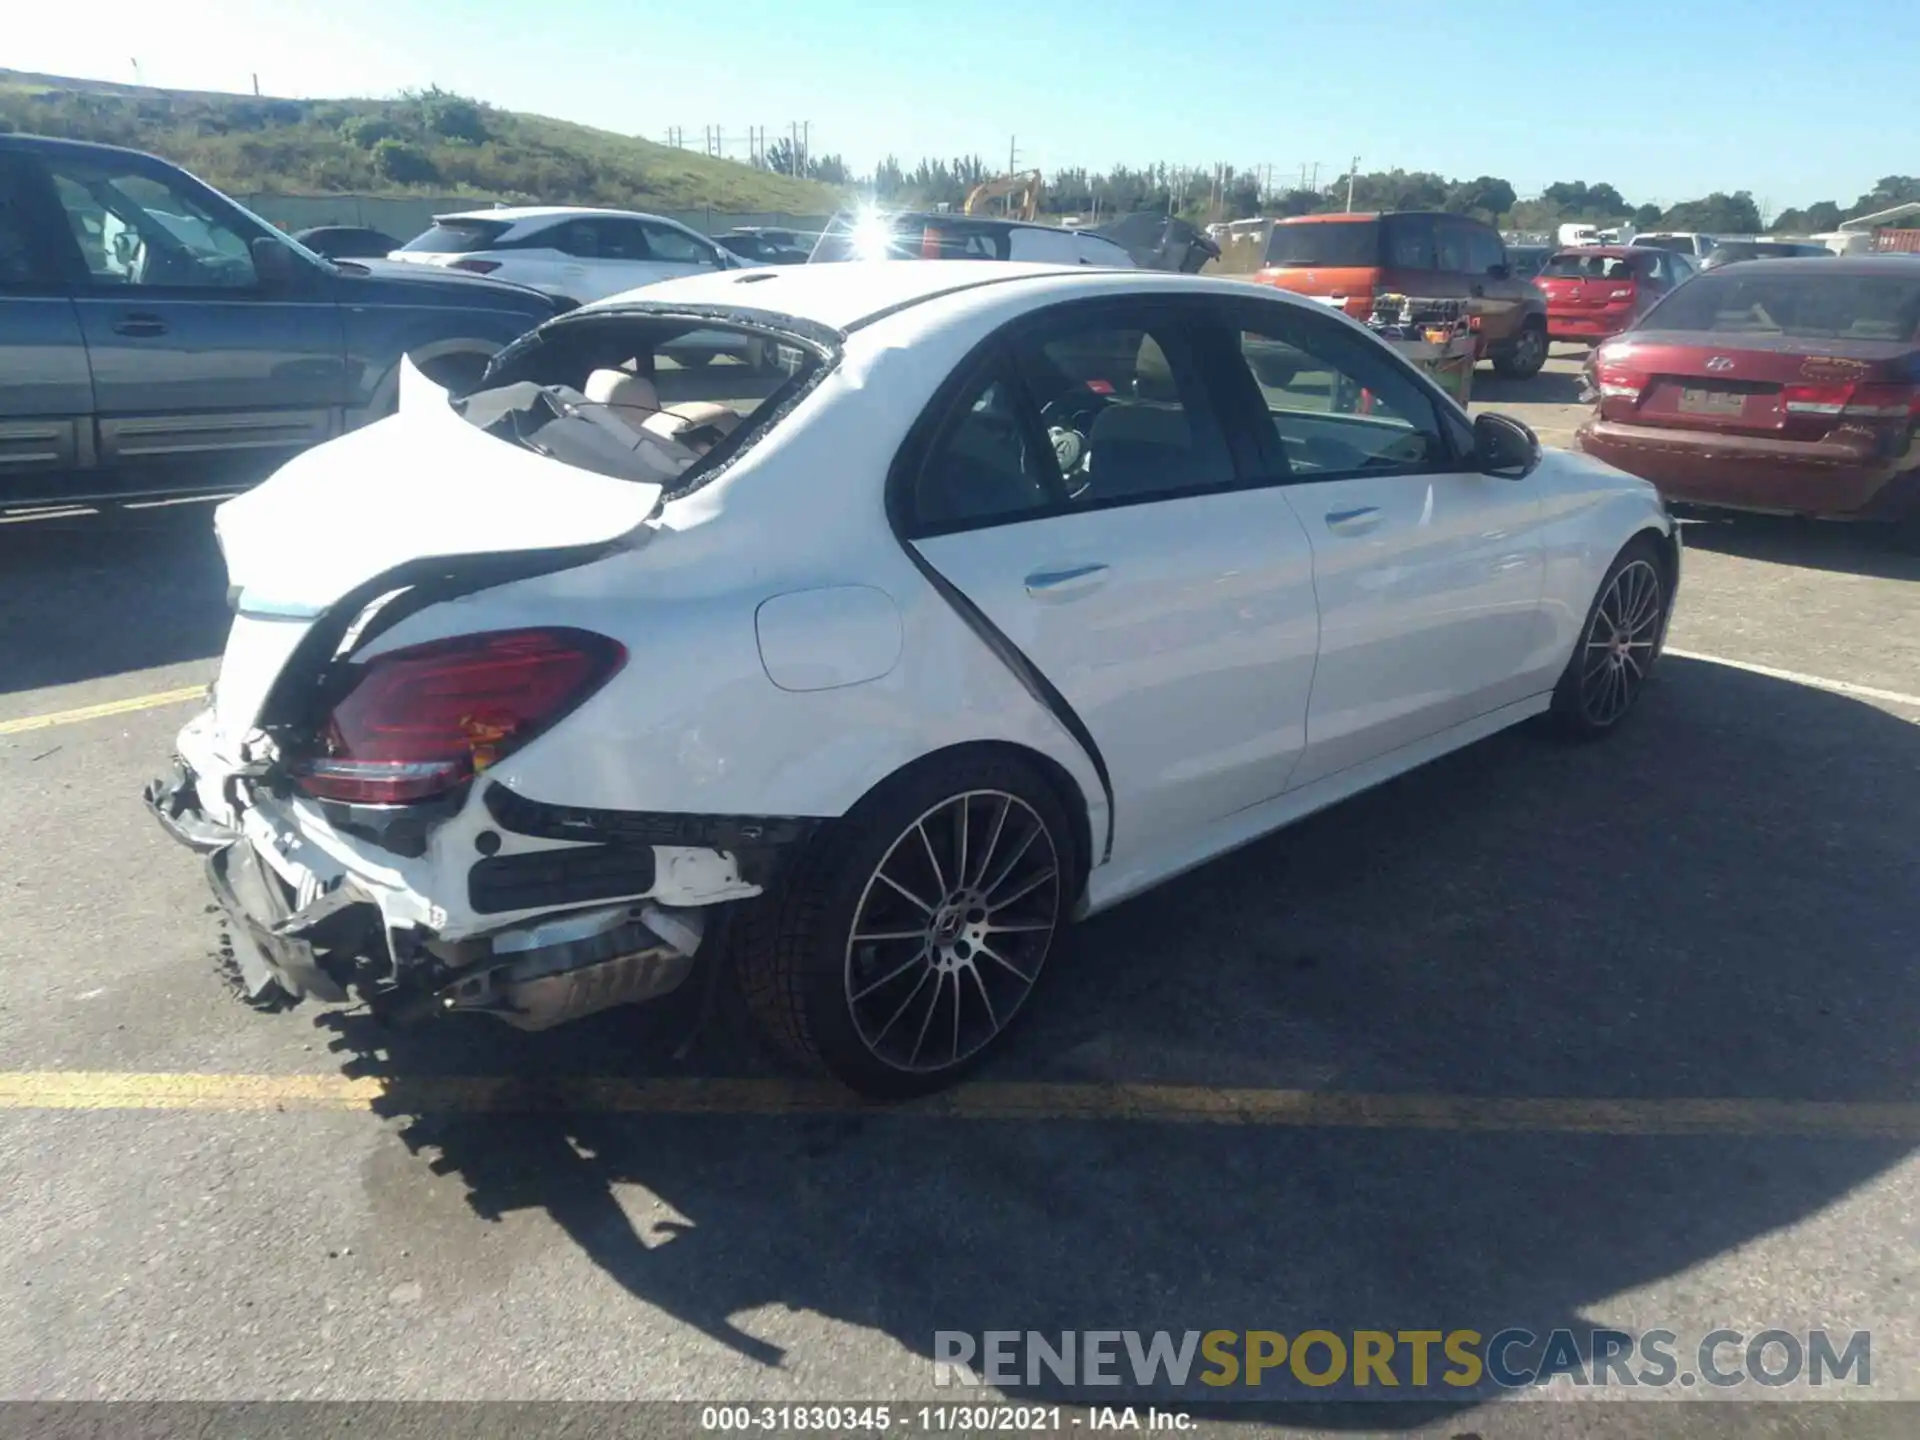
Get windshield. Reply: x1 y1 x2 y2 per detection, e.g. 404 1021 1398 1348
809 213 1012 262
1264 220 1380 267
1643 271 1920 339
400 219 516 254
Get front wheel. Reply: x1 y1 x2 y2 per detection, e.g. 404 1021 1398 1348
1547 537 1670 739
1493 322 1549 379
737 755 1073 1098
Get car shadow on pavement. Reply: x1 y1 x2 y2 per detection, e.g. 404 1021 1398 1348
1678 511 1920 580
1472 368 1588 407
0 505 230 696
320 658 1919 1424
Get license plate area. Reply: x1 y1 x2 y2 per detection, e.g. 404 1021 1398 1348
1679 387 1747 416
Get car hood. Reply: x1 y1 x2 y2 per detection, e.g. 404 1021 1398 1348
329 258 558 316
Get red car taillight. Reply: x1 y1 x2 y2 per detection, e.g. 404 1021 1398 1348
293 628 627 805
1782 381 1919 419
1595 348 1647 400
449 258 502 275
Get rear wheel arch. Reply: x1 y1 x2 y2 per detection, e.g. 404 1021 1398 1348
827 740 1096 910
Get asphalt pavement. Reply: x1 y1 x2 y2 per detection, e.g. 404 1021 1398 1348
1 350 1917 1437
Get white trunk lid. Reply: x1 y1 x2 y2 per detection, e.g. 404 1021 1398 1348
207 358 660 747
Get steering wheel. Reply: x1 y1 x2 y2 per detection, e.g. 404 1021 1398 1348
1040 389 1110 495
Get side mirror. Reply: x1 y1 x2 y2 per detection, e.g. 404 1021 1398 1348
1474 412 1540 479
250 236 302 290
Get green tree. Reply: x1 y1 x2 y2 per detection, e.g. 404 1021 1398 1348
1844 176 1920 220
341 115 399 149
371 138 439 185
1631 203 1662 227
1444 174 1516 221
406 86 489 144
1660 190 1762 233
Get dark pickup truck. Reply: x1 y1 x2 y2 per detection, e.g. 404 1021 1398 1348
0 134 561 507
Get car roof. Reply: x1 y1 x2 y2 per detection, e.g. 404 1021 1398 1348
1553 246 1642 258
857 210 1085 237
435 205 677 225
0 132 166 165
1694 254 1920 277
586 260 1277 333
1277 211 1384 224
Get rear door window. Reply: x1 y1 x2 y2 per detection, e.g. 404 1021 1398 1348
1434 218 1475 273
1383 214 1437 270
1264 220 1380 267
0 155 67 288
639 222 714 265
1466 225 1506 276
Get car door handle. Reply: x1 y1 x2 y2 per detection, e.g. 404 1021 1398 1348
1324 505 1384 535
112 313 168 337
1024 562 1110 598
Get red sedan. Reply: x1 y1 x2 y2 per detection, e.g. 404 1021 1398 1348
1577 257 1920 520
1534 246 1689 345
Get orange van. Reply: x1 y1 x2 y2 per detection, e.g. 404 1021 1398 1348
1251 211 1549 378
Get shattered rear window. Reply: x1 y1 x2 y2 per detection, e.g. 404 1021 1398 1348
456 312 835 493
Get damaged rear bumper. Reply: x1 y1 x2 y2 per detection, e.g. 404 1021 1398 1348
142 726 815 1028
145 758 361 1006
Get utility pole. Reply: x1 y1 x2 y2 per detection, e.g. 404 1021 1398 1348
251 73 260 96
1346 155 1360 211
1311 161 1319 193
803 121 810 178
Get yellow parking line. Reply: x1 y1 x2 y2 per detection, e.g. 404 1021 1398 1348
0 686 205 736
3 1072 1917 1137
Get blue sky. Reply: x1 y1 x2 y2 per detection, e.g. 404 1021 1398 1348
11 0 1914 213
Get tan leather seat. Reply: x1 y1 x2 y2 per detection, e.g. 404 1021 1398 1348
584 368 663 424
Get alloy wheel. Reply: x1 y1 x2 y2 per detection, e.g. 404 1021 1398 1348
1579 558 1663 726
843 790 1061 1074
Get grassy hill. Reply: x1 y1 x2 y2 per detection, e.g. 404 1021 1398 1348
0 70 842 214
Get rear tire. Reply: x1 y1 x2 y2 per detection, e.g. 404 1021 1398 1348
1546 536 1670 740
1493 321 1549 379
737 753 1074 1099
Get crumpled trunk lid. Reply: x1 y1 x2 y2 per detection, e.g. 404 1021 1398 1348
206 357 660 750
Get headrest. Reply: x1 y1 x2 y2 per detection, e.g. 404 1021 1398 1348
583 368 661 417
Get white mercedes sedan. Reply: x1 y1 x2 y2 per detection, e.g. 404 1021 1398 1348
146 262 1679 1097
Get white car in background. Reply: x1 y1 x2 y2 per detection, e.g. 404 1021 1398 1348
389 206 753 305
146 262 1679 1098
391 206 771 369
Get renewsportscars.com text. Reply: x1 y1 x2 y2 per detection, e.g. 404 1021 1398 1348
933 1328 1870 1393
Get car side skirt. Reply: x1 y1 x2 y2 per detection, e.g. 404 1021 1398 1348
1083 691 1553 916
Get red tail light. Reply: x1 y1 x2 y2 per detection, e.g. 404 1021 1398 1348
449 258 502 275
293 628 626 805
1595 347 1647 400
1781 381 1918 419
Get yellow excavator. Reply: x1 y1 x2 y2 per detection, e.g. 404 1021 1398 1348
962 170 1045 221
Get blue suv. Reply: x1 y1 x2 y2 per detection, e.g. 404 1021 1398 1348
0 134 561 507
